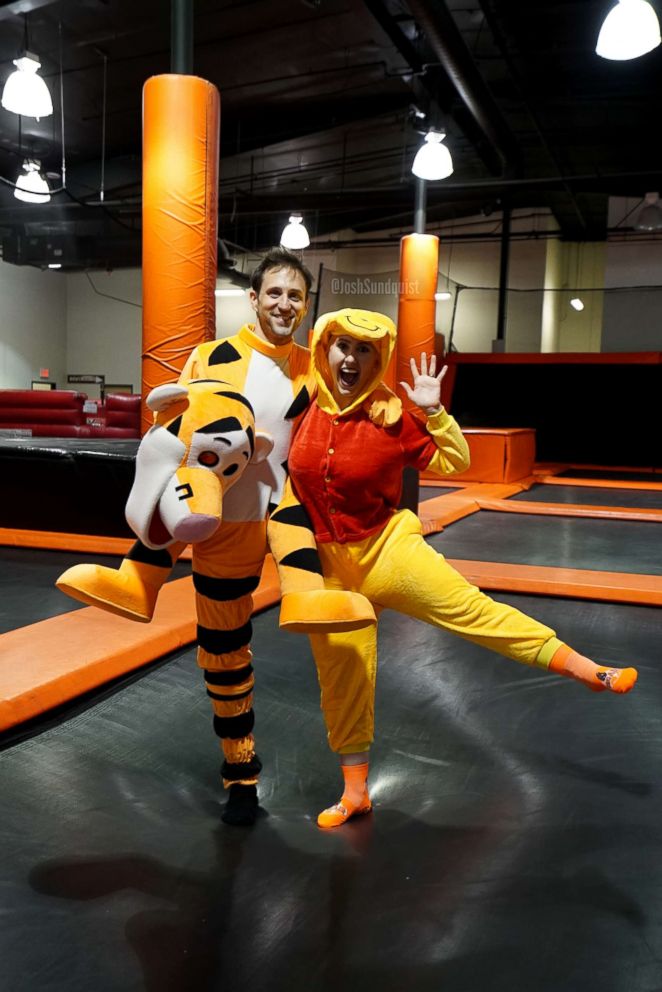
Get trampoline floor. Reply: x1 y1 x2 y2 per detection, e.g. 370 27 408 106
510 484 662 509
0 547 191 634
431 512 662 575
1 585 660 992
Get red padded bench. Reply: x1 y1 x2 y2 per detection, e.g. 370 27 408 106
89 393 141 439
0 389 91 438
0 390 141 439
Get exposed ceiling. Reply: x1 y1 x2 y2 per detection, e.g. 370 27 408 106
0 0 661 270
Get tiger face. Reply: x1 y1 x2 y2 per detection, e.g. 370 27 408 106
126 379 273 550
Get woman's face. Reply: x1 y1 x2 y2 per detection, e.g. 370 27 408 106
327 334 380 407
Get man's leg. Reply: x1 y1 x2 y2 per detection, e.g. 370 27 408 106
193 519 268 825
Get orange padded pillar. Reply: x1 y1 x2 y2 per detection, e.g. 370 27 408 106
395 233 439 411
141 74 220 434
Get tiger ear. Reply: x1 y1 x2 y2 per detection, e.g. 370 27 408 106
146 383 190 413
251 431 274 464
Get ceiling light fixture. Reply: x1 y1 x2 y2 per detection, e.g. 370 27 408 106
280 213 310 250
634 191 662 230
412 130 454 181
596 0 661 59
14 159 50 203
570 297 585 311
1 51 53 119
435 291 452 301
215 288 246 297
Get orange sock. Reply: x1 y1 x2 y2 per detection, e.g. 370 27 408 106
317 762 372 829
549 645 638 694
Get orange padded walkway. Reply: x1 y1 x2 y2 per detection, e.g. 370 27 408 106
0 555 279 733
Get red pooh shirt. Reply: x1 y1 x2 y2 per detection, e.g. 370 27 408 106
289 403 443 544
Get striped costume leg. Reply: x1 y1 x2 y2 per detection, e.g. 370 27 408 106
56 539 184 623
193 519 267 787
267 477 376 633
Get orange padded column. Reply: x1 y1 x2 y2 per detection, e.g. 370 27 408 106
141 74 220 434
395 233 439 411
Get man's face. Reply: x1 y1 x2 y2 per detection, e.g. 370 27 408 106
249 266 309 345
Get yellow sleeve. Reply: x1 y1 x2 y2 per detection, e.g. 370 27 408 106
178 346 204 384
423 407 470 476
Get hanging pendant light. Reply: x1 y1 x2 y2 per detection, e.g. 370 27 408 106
412 130 454 181
596 0 661 60
14 159 51 203
2 52 53 119
280 213 310 249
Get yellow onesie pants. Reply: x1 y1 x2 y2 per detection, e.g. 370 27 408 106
308 509 563 754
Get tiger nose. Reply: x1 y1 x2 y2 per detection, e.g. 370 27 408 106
172 515 220 543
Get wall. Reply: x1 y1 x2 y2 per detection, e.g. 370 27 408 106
0 260 67 389
65 269 142 399
603 196 662 351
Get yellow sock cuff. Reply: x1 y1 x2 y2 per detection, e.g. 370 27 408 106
536 636 566 669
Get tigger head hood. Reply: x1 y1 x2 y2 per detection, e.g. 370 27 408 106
311 308 402 426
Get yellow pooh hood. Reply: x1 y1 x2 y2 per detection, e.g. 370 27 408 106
311 308 401 424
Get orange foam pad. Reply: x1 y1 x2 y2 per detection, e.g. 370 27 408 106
447 558 662 607
0 529 193 559
422 428 535 485
141 74 220 433
395 233 438 415
0 554 280 732
536 474 662 492
475 498 662 523
418 482 528 535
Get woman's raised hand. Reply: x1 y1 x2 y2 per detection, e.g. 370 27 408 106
399 353 447 415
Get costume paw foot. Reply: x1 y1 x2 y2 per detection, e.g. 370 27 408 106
222 784 258 826
279 590 376 633
317 792 372 829
593 666 638 694
56 563 157 622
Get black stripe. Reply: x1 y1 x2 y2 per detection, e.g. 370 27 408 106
269 503 314 529
166 414 183 437
284 386 310 420
214 391 254 418
208 341 242 365
189 378 231 386
196 416 243 434
193 572 260 601
206 686 253 702
198 621 253 654
204 663 253 686
213 710 255 740
280 548 323 575
127 541 173 568
221 755 262 782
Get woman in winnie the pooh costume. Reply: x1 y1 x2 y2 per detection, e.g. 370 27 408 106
272 309 638 828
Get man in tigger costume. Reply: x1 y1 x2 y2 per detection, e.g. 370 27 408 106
58 247 373 826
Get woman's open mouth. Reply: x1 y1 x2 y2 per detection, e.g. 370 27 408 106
338 367 359 389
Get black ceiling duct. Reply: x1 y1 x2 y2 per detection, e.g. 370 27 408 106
406 0 522 176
